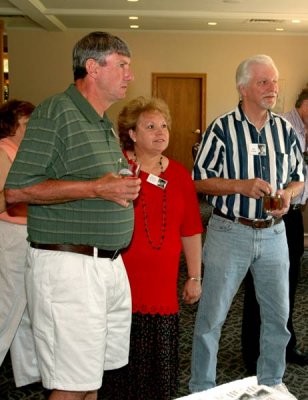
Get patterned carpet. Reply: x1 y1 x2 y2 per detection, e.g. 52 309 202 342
175 202 308 400
176 257 308 400
0 204 307 399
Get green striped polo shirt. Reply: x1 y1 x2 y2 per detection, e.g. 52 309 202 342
5 84 134 250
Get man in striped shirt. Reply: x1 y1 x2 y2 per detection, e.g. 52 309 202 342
242 88 308 371
189 55 305 399
5 32 141 400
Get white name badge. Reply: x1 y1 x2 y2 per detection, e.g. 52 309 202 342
147 173 168 189
249 143 267 156
249 143 259 155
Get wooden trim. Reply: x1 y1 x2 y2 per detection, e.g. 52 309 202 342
0 20 4 104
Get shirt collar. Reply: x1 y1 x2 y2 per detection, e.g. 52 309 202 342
65 84 113 129
235 102 275 126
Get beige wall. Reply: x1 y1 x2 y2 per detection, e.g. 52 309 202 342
7 29 308 126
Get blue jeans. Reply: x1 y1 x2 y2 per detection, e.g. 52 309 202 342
189 213 290 392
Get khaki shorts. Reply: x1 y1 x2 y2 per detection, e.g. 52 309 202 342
26 246 132 391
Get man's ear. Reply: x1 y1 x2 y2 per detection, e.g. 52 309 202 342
239 84 247 99
85 59 99 79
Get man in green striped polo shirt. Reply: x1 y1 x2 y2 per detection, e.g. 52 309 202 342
5 31 141 400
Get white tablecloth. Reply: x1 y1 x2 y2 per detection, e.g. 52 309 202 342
176 377 296 399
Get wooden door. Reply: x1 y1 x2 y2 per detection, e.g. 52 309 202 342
152 73 206 172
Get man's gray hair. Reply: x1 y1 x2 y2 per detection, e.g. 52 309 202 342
73 31 131 81
235 54 279 94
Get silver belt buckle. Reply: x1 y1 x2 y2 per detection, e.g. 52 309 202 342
111 249 120 260
251 219 272 229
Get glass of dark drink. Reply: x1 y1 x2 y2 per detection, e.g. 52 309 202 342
263 194 283 214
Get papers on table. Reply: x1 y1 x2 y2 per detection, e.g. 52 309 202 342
177 377 295 400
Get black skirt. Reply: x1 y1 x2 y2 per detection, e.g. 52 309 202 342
101 312 179 400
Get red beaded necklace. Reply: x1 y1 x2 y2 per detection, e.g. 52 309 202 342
138 155 167 250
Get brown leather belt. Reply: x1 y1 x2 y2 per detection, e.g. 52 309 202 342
213 208 282 229
30 242 121 260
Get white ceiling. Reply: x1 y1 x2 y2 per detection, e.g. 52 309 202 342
1 0 308 34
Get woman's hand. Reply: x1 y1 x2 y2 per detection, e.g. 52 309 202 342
182 278 202 305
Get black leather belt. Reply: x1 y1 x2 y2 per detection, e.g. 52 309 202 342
289 204 303 211
30 242 121 260
213 208 282 229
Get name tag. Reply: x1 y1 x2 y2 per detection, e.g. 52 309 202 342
249 143 267 156
147 173 168 189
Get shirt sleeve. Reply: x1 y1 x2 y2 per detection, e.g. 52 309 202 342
289 126 305 183
193 120 225 181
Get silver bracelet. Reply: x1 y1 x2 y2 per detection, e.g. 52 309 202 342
188 276 202 282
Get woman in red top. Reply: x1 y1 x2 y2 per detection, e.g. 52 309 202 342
113 96 203 399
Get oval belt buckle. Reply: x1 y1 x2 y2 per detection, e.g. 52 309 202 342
252 219 263 229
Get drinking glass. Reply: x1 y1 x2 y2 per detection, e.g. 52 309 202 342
263 194 283 214
117 158 141 177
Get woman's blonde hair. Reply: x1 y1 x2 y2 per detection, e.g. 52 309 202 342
118 96 171 150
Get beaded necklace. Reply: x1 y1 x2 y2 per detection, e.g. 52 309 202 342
133 152 163 172
135 153 167 250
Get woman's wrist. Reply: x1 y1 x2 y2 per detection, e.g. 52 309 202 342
187 276 202 282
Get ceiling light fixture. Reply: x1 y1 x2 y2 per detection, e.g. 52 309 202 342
208 22 217 26
130 25 139 29
249 19 282 23
129 16 139 20
291 19 301 23
275 28 284 31
127 0 139 2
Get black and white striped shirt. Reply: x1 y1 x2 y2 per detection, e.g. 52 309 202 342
193 104 305 220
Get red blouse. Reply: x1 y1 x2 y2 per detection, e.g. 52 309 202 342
122 159 203 315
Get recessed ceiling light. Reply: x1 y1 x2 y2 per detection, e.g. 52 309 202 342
275 28 284 31
130 25 139 29
128 0 139 2
249 19 281 24
208 22 217 26
129 16 139 20
291 19 301 23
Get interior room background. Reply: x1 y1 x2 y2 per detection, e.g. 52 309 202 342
7 30 308 127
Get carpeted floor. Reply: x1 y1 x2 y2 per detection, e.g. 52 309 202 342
175 202 308 400
176 257 308 400
0 203 307 399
